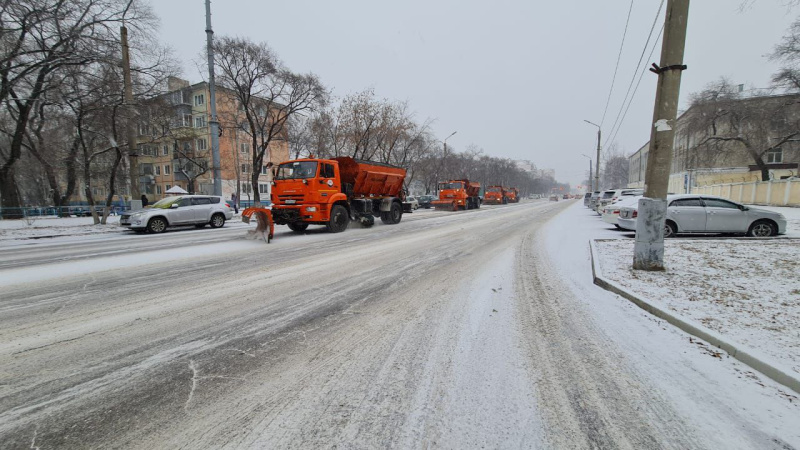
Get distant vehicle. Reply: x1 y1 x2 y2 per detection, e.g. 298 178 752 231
406 196 420 210
596 188 643 213
616 195 786 237
562 194 569 199
120 195 233 233
418 195 434 209
433 179 481 211
506 187 520 203
549 194 559 202
484 186 507 205
588 191 601 209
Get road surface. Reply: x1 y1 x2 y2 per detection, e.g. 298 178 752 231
0 201 797 449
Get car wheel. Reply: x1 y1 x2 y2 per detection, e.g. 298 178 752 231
210 213 225 228
327 204 349 232
664 221 677 238
147 217 167 233
748 220 776 237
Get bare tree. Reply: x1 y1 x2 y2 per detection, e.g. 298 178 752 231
214 36 327 205
0 0 156 216
771 16 800 91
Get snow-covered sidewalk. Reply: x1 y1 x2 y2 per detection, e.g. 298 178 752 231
0 216 124 241
594 238 800 378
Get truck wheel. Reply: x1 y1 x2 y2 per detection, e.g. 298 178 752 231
288 222 309 233
380 201 402 224
327 205 349 232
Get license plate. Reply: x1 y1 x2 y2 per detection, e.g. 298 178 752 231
284 200 296 204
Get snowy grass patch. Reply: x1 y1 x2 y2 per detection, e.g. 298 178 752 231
594 238 800 375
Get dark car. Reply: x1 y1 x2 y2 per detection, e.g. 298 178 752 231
419 195 434 209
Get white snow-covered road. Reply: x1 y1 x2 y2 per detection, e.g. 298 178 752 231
0 200 797 449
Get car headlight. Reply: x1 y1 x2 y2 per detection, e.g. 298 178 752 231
305 206 317 212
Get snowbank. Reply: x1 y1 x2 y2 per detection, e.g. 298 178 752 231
594 238 800 376
0 216 124 241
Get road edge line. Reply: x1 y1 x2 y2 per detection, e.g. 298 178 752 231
589 239 800 395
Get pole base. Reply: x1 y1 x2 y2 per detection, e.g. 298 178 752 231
632 197 667 271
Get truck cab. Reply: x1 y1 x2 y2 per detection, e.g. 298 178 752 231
484 186 506 205
432 179 481 211
271 159 345 227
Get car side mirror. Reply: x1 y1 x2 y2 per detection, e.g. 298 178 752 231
170 204 179 209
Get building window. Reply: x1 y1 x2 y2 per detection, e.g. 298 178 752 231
259 183 269 194
166 184 172 191
196 138 207 151
242 183 252 194
767 147 783 164
194 94 204 106
155 165 161 176
240 142 249 154
261 165 269 175
156 185 162 195
195 116 206 128
164 165 171 175
241 163 250 173
162 145 169 156
182 114 192 127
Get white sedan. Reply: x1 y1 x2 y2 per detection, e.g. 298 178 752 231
617 194 787 237
600 196 642 228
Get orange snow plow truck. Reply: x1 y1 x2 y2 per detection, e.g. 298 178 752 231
506 187 520 203
483 185 507 205
243 157 411 236
432 179 481 211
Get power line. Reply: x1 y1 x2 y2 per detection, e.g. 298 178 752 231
603 0 666 149
600 0 635 128
606 24 665 150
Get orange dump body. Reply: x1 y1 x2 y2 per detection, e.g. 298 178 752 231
334 157 406 198
433 179 482 211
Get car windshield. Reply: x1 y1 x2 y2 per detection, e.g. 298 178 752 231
420 196 432 201
602 192 615 198
275 161 318 180
439 182 463 190
151 196 182 209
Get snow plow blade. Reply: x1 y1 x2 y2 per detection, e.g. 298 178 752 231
241 207 274 243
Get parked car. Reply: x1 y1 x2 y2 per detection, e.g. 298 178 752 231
601 195 642 228
406 196 420 210
596 188 644 214
120 195 233 233
549 194 559 201
588 191 601 209
616 195 786 237
418 195 434 209
583 192 592 207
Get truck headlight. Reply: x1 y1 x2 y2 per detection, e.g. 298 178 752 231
305 206 317 212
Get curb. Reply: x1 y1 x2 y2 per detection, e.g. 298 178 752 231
589 239 800 395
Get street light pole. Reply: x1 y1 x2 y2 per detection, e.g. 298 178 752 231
581 154 592 191
583 120 601 191
443 131 457 155
206 0 222 196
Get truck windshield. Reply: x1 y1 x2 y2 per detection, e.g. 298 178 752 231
439 182 463 190
487 187 501 192
275 161 318 180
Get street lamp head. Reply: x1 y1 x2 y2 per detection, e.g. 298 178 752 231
444 131 457 142
583 119 600 128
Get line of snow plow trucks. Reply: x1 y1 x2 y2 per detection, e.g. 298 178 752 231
242 157 412 237
483 186 520 204
432 179 481 211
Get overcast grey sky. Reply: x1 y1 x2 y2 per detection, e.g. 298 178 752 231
150 0 794 186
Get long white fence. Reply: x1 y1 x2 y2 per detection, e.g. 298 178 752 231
693 179 800 206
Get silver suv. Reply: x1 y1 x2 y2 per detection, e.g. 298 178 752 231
121 195 233 233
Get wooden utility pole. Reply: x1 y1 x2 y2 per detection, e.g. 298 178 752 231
121 25 140 203
633 0 690 271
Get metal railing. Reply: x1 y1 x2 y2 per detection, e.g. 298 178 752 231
0 204 131 220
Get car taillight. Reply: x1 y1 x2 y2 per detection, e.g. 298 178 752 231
632 210 638 218
224 203 230 208
613 210 619 214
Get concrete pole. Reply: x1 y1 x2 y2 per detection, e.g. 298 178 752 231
589 159 593 190
633 0 690 271
206 0 222 196
594 129 601 191
120 25 139 203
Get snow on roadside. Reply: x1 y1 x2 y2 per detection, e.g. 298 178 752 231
594 238 800 376
0 216 124 241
